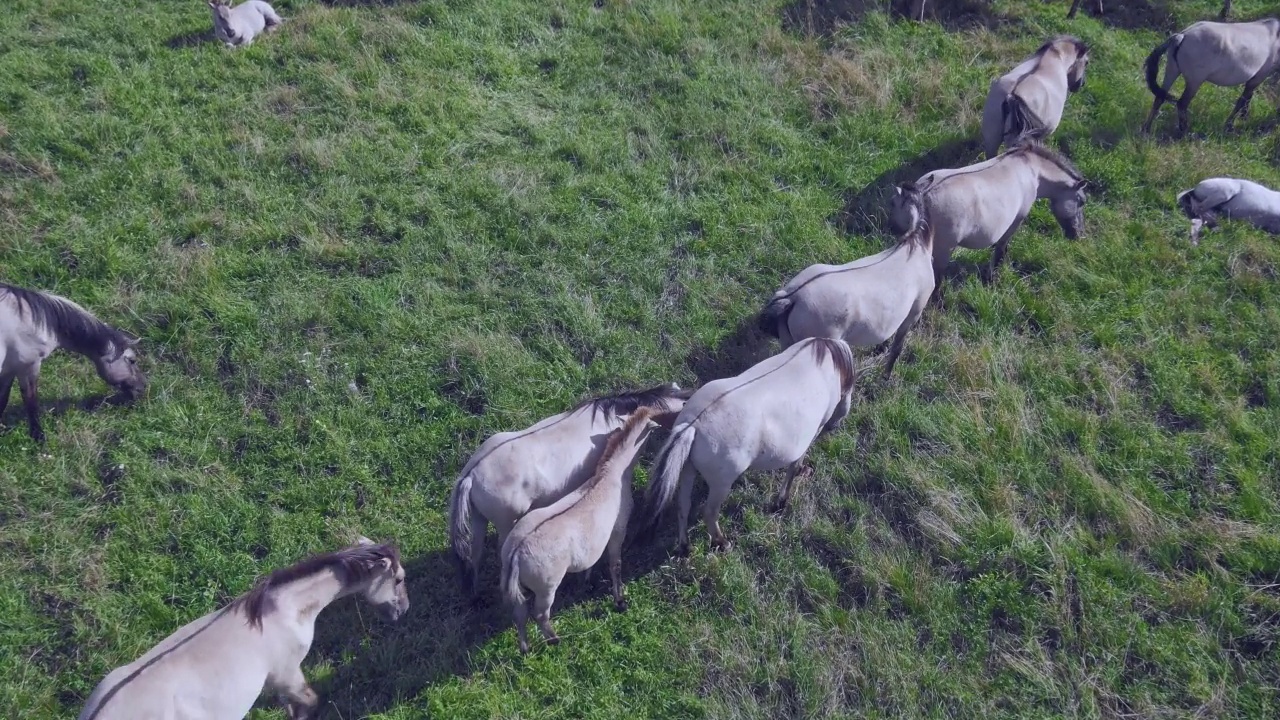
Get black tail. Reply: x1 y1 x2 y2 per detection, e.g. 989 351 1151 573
758 295 793 338
1145 35 1180 105
1001 94 1047 146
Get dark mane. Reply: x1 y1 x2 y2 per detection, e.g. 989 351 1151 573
1035 35 1088 59
806 338 857 395
0 283 127 356
583 407 658 489
573 383 694 422
233 543 401 629
1007 138 1083 181
893 181 932 254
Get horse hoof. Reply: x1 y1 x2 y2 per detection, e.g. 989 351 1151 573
710 540 733 553
676 542 691 558
614 599 629 613
546 635 561 646
519 641 530 655
770 498 789 514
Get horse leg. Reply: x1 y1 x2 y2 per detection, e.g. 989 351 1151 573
1226 73 1267 131
18 371 43 443
1220 0 1232 20
884 304 925 379
1066 0 1081 18
702 469 738 552
0 373 13 426
533 585 560 646
675 463 697 556
607 532 627 611
1176 80 1202 138
513 592 531 654
772 458 813 512
273 666 320 720
1142 64 1182 134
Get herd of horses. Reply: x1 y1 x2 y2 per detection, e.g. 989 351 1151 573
0 3 1276 718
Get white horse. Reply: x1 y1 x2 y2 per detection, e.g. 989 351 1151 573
759 183 932 379
642 337 856 554
981 36 1090 158
1177 177 1280 244
1142 19 1280 136
501 408 663 654
889 140 1088 300
0 283 145 442
209 0 282 49
79 538 408 720
449 384 690 597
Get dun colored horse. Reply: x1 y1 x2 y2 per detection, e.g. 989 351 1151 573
209 0 282 48
1178 177 1280 244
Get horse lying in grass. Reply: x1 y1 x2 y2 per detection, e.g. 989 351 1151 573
0 283 145 442
1177 177 1280 245
759 183 933 379
449 383 690 598
501 407 664 654
889 139 1088 302
209 0 282 49
79 538 408 720
642 337 856 555
1142 19 1280 136
981 36 1089 158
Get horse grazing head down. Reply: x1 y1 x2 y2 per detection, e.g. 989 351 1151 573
93 331 146 400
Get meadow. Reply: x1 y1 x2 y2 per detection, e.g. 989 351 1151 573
2 0 1279 717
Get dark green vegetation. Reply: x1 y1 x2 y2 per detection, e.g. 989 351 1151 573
2 0 1279 717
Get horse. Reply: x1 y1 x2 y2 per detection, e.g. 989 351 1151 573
888 139 1088 301
1141 19 1280 136
208 0 282 49
759 183 933 379
79 537 408 720
642 337 856 555
501 408 663 654
980 36 1090 158
0 283 146 442
1177 177 1280 245
448 383 691 597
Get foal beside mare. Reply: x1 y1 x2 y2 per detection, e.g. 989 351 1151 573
501 407 665 654
80 538 408 720
0 283 145 442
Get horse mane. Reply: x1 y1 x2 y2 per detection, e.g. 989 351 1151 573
233 543 401 630
573 383 694 422
1034 35 1088 59
581 407 658 489
1008 138 1083 181
0 283 127 356
806 338 856 395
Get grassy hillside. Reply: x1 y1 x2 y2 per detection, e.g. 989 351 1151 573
2 0 1278 717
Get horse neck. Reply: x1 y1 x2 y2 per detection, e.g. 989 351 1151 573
270 567 352 625
591 423 651 490
1027 155 1076 196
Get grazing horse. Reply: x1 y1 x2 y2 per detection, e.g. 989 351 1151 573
501 408 663 653
79 538 408 720
1141 19 1280 136
981 36 1090 158
1177 177 1280 245
449 383 691 597
643 337 856 555
208 0 282 48
759 183 933 379
889 140 1088 300
0 284 145 442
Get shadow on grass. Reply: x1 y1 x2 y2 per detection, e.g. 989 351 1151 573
682 315 776 386
835 136 976 238
166 29 216 50
1067 0 1179 32
780 0 1020 37
0 391 132 434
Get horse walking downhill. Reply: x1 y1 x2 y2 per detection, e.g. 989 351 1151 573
981 36 1090 158
889 140 1088 301
759 183 933 379
642 337 856 555
1141 19 1280 136
1177 177 1280 244
79 538 408 720
449 384 690 597
501 407 664 654
209 0 282 48
0 283 145 442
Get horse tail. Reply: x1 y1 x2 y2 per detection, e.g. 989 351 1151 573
1145 34 1181 104
1002 93 1047 146
448 472 476 592
500 538 525 609
642 422 696 530
758 294 794 340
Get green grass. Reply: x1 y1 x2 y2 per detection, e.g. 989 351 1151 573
2 0 1279 717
